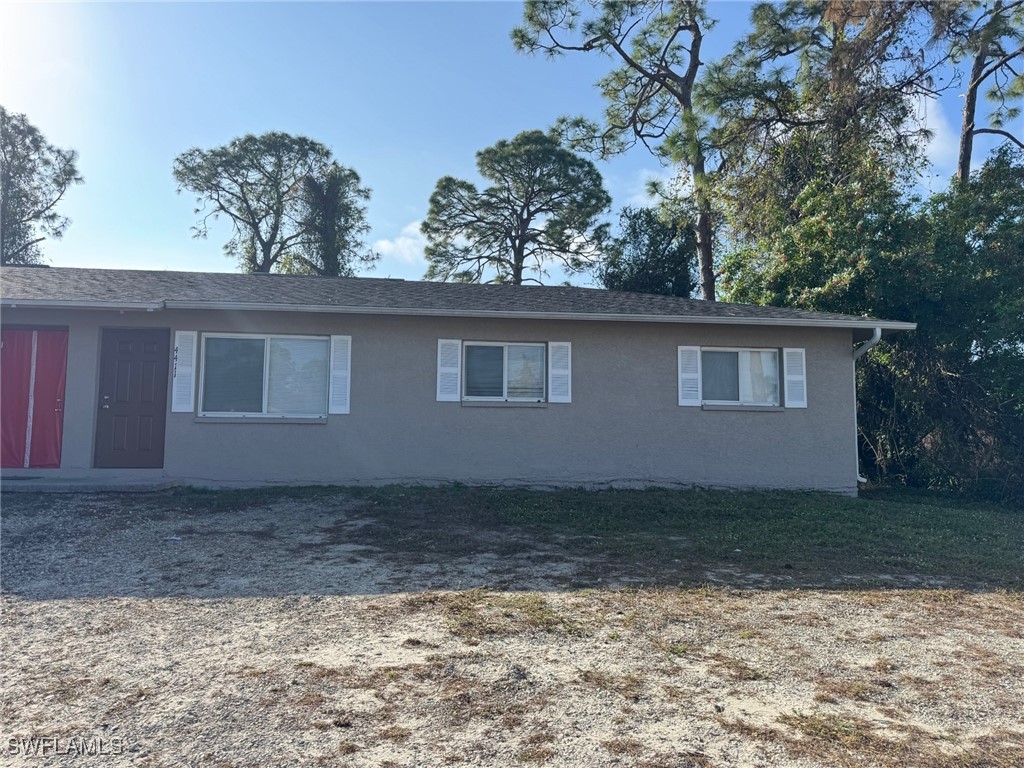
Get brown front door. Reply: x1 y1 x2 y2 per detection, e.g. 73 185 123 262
94 328 170 468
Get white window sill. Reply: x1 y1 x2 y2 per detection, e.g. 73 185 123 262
193 416 328 424
460 401 547 408
701 404 784 412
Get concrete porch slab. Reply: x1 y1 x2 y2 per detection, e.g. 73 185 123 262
1 476 184 493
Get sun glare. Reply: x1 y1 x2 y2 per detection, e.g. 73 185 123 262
0 2 87 136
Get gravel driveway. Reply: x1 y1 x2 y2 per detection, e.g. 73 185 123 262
2 490 1022 767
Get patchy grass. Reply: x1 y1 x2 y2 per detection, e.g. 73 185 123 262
577 669 646 701
114 483 1024 589
778 711 881 750
652 638 696 657
6 484 1020 589
720 709 1024 768
814 677 885 704
708 653 771 682
336 740 360 755
3 487 1024 768
600 738 645 756
515 746 556 763
400 589 585 642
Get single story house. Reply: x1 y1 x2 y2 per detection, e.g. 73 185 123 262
0 266 914 494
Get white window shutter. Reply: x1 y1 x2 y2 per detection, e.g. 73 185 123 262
328 335 352 414
436 339 461 401
171 331 197 413
678 346 701 406
784 347 808 408
548 342 572 403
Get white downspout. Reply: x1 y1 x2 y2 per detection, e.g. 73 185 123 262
852 327 883 483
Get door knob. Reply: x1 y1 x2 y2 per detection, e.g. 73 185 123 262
101 404 110 409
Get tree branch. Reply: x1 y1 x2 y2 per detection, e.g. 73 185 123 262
3 236 46 263
974 45 1024 88
973 127 1024 150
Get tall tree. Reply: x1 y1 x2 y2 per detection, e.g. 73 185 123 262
173 132 332 273
421 130 610 285
933 0 1024 181
0 106 83 265
706 3 1024 497
513 0 719 300
597 206 696 297
277 163 378 277
700 0 945 246
722 144 1024 499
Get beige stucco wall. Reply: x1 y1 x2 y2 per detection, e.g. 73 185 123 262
1 307 859 493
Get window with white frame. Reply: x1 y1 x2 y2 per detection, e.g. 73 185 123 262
702 348 780 406
200 334 330 417
436 339 571 404
677 346 805 408
463 342 546 402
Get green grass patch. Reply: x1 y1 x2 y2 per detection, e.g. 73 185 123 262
333 485 1022 588
114 484 1024 589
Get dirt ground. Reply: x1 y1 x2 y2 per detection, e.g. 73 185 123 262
1 491 1022 767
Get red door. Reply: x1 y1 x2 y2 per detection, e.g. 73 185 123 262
1 328 68 468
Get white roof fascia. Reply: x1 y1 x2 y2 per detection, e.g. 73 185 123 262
1 299 164 311
164 300 917 330
0 298 917 331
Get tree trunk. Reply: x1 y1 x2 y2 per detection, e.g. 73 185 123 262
694 199 715 301
957 39 989 184
691 150 715 301
511 260 524 285
258 242 274 273
0 175 7 263
676 18 716 302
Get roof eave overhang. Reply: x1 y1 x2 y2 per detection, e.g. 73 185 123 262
0 298 918 332
1 299 164 311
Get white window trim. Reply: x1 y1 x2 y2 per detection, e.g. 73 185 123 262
461 341 547 403
700 346 782 408
198 332 331 418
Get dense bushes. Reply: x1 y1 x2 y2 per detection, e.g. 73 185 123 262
723 149 1024 501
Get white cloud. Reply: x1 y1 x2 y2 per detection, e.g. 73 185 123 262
373 221 426 264
620 166 692 209
370 220 429 280
917 95 960 181
621 167 671 207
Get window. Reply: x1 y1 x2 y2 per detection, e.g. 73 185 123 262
462 342 546 402
199 334 330 417
679 345 800 408
437 339 571 404
701 348 780 406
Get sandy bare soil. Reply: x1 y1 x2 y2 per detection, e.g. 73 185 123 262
1 491 1022 767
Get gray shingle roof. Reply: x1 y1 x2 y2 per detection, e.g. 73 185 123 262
0 266 914 330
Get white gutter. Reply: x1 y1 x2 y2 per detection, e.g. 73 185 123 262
853 326 883 360
852 327 884 483
0 298 919 332
1 299 164 311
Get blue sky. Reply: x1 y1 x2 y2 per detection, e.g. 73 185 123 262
1 1 981 283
